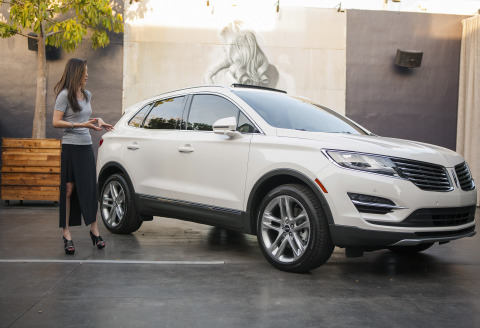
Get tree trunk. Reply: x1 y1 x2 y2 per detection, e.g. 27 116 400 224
32 23 47 139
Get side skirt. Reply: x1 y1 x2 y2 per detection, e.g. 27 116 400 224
136 194 248 231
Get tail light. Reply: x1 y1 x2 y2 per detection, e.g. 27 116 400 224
99 139 104 147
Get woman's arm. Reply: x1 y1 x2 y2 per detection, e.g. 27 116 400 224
53 110 102 131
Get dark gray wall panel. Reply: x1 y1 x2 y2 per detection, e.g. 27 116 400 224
346 10 468 150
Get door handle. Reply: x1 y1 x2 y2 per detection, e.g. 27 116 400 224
178 145 194 153
127 143 140 150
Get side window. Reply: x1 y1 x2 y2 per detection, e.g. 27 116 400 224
187 95 239 131
128 104 151 127
237 111 258 133
144 96 185 130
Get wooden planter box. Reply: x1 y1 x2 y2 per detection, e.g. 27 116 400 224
1 138 61 204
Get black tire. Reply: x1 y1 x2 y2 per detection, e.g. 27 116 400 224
99 173 143 234
256 184 334 273
388 243 434 254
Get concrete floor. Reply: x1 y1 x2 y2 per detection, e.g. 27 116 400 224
0 202 479 328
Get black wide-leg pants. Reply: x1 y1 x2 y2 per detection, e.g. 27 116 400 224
59 144 98 227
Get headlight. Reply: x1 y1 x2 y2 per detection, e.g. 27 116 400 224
325 150 402 178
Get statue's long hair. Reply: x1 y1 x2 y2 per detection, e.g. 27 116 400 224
220 21 270 86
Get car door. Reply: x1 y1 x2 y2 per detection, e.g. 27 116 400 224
174 94 254 227
122 96 186 199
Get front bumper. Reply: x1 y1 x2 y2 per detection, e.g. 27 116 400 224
317 161 477 233
330 223 476 247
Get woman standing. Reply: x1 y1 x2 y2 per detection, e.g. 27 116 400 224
53 58 114 255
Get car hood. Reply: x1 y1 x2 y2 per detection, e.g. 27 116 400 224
276 129 464 167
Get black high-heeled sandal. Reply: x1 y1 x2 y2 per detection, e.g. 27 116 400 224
90 231 106 249
63 236 75 255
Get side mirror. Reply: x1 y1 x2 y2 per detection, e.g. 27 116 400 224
213 117 241 138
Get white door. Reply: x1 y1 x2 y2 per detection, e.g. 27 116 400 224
174 94 255 211
122 96 186 199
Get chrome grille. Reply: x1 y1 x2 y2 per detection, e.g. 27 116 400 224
455 162 475 191
391 158 452 192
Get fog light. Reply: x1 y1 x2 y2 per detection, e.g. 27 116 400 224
348 193 395 206
348 193 401 214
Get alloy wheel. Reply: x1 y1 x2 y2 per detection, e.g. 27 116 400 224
101 180 126 228
260 195 311 263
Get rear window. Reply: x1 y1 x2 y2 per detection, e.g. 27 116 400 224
143 96 185 130
128 104 151 128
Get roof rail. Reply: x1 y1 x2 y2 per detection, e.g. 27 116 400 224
231 83 287 94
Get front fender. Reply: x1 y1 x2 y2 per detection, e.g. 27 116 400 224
245 168 334 235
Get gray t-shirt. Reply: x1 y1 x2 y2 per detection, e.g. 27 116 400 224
54 89 93 145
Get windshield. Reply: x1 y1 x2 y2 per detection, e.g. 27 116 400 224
232 90 367 135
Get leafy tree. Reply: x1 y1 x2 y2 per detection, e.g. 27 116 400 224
0 0 124 138
145 117 179 130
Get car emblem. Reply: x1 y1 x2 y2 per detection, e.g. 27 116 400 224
451 169 459 189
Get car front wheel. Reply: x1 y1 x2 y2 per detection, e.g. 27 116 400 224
100 173 143 234
257 184 334 273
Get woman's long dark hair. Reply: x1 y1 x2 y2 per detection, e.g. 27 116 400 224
54 58 89 112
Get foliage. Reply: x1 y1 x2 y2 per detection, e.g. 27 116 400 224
145 117 179 130
0 0 123 51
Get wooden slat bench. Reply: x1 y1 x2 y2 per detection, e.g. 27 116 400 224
1 138 61 205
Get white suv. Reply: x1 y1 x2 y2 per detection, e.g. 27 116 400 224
97 84 477 272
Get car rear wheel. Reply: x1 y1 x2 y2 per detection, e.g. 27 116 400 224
100 173 143 234
388 243 434 254
257 184 334 273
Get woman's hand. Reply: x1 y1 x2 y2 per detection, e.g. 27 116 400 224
84 119 103 131
96 118 114 132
